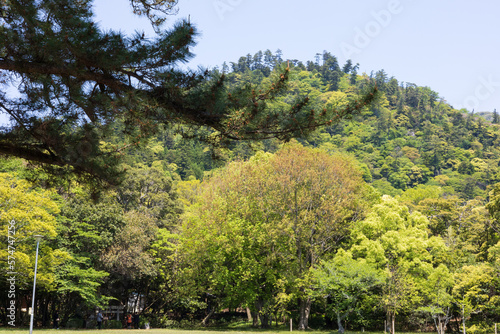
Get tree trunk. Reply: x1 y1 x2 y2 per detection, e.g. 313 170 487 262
443 314 451 334
201 307 215 326
337 312 345 334
462 305 466 334
42 296 49 327
385 311 392 333
246 307 252 323
297 297 312 330
260 313 270 328
251 310 259 327
435 310 451 334
390 311 395 334
254 298 270 328
433 316 439 334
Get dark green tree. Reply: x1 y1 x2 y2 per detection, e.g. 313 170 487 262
342 59 353 74
374 69 388 92
320 51 342 91
493 109 499 124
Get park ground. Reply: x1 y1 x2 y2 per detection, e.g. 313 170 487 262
0 329 416 334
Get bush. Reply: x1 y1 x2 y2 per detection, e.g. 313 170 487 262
105 320 123 329
150 314 179 328
468 323 494 334
86 320 96 329
213 311 247 326
139 317 150 329
179 318 196 328
66 318 84 329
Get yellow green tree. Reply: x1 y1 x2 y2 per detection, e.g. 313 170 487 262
349 196 449 334
452 264 498 332
177 143 372 328
0 172 69 324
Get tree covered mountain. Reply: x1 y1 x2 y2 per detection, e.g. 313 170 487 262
118 49 500 201
1 50 500 333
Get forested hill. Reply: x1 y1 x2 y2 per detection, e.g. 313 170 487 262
127 49 500 200
2 50 500 331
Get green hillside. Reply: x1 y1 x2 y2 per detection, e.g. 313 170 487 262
121 50 500 200
1 50 500 333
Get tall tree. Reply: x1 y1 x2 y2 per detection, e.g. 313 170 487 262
320 51 341 91
492 109 499 124
349 196 449 334
0 172 70 326
56 192 125 321
263 144 372 329
418 264 454 334
487 183 500 225
178 144 372 329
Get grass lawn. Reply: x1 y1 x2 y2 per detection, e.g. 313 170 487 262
0 329 388 334
0 320 391 334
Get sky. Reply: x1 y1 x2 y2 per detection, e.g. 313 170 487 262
93 0 500 114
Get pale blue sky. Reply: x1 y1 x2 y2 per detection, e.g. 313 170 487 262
95 0 500 113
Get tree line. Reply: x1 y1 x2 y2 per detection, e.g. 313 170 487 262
1 140 500 333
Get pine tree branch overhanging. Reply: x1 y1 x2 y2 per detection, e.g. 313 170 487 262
0 0 377 185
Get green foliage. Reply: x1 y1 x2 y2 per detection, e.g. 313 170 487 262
467 323 496 334
348 195 450 332
487 182 500 223
418 264 454 334
115 165 183 227
178 143 372 328
453 264 497 314
55 259 111 309
65 318 85 329
312 250 383 333
105 320 124 329
0 172 68 290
